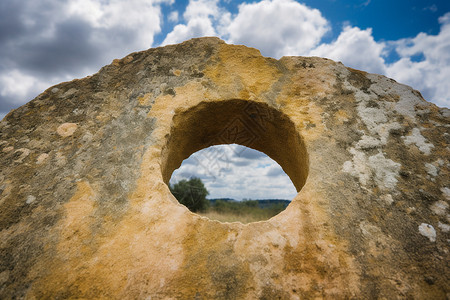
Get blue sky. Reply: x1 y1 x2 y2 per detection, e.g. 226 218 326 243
1 0 449 200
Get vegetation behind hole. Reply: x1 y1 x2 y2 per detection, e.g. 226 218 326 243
170 177 288 223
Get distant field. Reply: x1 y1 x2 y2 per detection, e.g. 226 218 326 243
199 199 288 223
199 210 277 223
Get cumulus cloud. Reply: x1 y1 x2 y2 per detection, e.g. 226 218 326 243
266 165 285 177
168 11 179 23
0 70 45 101
304 13 450 107
0 0 171 117
222 0 329 58
385 12 450 107
183 0 220 20
309 26 387 74
162 0 220 45
162 18 217 45
170 145 297 200
162 0 330 58
233 146 267 160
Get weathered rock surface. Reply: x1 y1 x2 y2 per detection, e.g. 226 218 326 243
0 37 449 299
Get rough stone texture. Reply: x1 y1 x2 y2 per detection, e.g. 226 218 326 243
0 37 449 299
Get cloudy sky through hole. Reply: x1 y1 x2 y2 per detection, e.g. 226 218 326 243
169 144 298 201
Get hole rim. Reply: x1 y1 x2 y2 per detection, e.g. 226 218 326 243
161 99 309 221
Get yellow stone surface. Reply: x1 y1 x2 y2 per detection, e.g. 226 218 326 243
56 122 78 137
0 38 448 299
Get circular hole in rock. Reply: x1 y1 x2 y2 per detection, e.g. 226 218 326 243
161 99 308 223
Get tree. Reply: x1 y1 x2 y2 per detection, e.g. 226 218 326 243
170 177 209 212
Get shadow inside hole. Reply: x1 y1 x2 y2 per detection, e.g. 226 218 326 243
161 99 309 223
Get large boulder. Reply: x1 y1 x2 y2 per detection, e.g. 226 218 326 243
0 37 448 299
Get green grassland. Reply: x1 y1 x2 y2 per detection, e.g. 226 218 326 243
199 199 287 223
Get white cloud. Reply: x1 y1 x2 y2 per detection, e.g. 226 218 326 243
222 0 329 58
0 70 57 113
67 0 169 50
162 0 329 57
168 11 179 23
162 0 220 45
385 12 450 107
66 0 103 26
309 26 386 74
304 13 450 107
170 145 297 200
0 0 171 116
183 0 220 20
162 18 218 45
0 70 43 99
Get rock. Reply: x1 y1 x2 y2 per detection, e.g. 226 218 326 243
424 275 435 285
0 37 448 299
36 153 49 165
56 122 78 137
419 223 437 242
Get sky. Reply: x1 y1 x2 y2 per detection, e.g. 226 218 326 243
170 144 298 200
1 0 449 200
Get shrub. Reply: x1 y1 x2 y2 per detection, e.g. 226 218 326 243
170 177 209 212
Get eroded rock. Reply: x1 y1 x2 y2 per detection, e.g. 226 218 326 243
56 122 78 137
0 38 448 299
